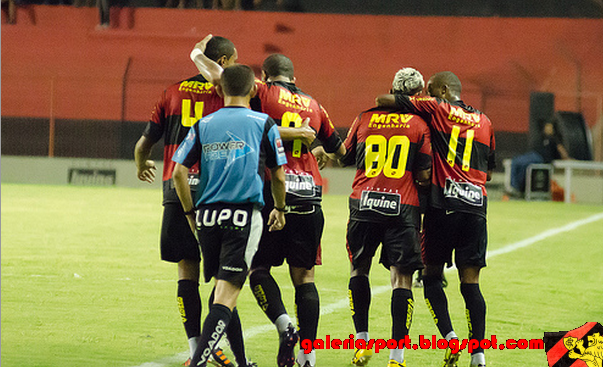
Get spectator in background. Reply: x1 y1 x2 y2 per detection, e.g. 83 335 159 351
97 0 109 28
1 0 16 24
507 121 570 198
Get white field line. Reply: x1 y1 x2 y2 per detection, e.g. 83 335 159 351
132 211 603 367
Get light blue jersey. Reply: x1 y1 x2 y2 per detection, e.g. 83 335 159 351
173 106 287 208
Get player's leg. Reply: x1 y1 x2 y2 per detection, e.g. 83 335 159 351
349 259 372 344
287 208 324 367
207 288 246 367
178 259 202 362
388 267 413 367
248 204 293 337
458 267 486 367
382 224 422 367
191 279 241 367
290 266 317 367
161 204 203 363
346 220 382 367
455 214 488 367
249 241 297 367
421 209 460 367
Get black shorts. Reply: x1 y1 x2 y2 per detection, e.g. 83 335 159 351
197 203 263 288
160 203 200 263
346 219 423 273
422 208 488 269
251 205 324 270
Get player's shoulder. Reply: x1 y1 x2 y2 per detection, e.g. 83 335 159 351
407 95 438 104
166 74 214 94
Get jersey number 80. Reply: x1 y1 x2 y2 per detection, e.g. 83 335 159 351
365 135 410 179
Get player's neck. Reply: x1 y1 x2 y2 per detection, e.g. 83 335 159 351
267 75 293 83
224 95 251 108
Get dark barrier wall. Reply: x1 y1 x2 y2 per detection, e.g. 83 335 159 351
2 6 602 134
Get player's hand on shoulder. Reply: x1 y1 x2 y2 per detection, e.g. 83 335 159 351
137 160 157 183
267 209 286 232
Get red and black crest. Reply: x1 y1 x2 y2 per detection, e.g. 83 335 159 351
544 322 603 367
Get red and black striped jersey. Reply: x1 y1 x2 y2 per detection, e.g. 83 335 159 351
144 74 224 204
340 106 432 226
252 80 343 206
394 95 496 217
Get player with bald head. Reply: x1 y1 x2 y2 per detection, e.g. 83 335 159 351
377 71 495 367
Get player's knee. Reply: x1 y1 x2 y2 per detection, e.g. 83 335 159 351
178 259 200 281
422 274 444 288
290 266 314 286
458 266 480 284
248 267 271 284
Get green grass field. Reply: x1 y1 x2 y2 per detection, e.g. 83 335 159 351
2 183 603 367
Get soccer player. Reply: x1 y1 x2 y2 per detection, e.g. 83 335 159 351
172 64 288 367
191 38 346 367
376 71 496 367
134 36 248 367
339 68 432 367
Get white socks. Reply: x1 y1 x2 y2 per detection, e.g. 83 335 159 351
275 314 294 334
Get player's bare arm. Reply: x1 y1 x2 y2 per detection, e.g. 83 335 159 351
375 94 396 107
277 117 316 148
190 34 224 85
268 165 287 232
134 135 157 183
172 163 196 233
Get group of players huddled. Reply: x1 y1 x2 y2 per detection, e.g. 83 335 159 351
134 34 495 367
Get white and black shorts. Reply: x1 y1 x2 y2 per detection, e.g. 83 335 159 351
196 203 263 288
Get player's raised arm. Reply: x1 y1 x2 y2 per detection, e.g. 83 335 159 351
190 34 226 85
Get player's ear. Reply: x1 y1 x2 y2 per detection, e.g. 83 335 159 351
216 83 224 98
249 83 258 98
216 55 227 67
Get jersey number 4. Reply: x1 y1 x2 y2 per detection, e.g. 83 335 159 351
365 135 410 179
181 100 205 127
447 125 474 172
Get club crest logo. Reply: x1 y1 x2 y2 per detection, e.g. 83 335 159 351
544 322 603 367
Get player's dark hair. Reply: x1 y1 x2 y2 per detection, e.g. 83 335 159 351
220 64 255 97
433 71 462 95
262 54 294 80
204 36 236 63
